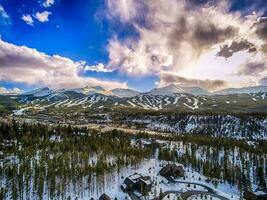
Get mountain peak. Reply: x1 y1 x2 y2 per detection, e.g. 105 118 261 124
215 85 267 95
146 84 184 96
146 84 211 96
22 87 54 97
84 85 105 91
111 88 140 97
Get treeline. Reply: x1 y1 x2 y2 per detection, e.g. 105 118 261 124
135 131 267 154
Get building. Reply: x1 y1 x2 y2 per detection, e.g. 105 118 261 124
159 164 185 179
99 193 111 200
121 173 152 195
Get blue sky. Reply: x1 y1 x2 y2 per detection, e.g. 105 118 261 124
0 0 267 93
0 0 158 91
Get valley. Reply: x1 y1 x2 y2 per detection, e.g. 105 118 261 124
0 85 267 200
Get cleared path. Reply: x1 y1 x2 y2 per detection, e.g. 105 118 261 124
181 190 229 200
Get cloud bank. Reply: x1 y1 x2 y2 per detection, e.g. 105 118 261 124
102 0 267 89
0 40 127 90
35 11 51 23
159 72 227 91
0 87 22 95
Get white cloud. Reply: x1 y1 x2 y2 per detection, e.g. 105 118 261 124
34 11 51 23
22 11 52 25
0 5 10 26
42 0 55 8
84 63 113 72
0 87 22 95
0 5 9 19
104 0 267 88
0 39 127 90
21 14 34 26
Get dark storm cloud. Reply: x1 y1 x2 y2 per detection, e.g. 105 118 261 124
160 73 227 91
194 24 235 46
217 40 257 58
168 18 237 57
255 17 267 41
237 61 266 76
193 23 236 51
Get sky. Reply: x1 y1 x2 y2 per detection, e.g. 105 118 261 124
0 0 267 93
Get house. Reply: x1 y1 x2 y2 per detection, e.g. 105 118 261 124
159 164 185 178
121 173 152 195
99 193 111 200
138 176 152 194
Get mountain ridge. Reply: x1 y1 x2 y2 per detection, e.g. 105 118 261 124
19 84 267 98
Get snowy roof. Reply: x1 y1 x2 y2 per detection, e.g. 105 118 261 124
133 191 142 198
129 173 142 180
255 187 267 196
121 183 127 190
255 191 266 196
139 177 151 185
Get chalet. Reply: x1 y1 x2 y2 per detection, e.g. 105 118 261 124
121 173 152 195
99 193 111 200
159 164 185 178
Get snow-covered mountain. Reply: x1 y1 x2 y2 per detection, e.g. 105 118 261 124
22 87 54 97
68 86 108 95
19 85 267 100
146 84 210 96
146 84 184 95
111 88 140 98
215 86 267 95
182 87 210 95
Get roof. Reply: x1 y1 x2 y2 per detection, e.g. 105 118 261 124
99 193 111 200
133 191 142 198
139 176 152 185
255 190 266 196
160 164 185 176
255 187 267 196
129 173 142 180
121 183 127 190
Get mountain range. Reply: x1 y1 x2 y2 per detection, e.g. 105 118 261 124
18 84 267 97
0 84 267 114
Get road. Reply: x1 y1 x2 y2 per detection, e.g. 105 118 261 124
153 190 182 200
170 179 215 193
181 190 229 200
77 123 170 136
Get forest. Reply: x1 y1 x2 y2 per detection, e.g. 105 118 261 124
0 121 266 199
0 121 153 199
